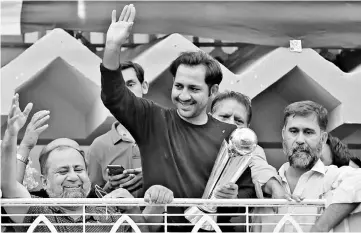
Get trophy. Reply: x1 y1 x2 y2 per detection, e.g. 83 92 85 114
185 127 258 231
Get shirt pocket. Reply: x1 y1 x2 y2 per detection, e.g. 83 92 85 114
132 144 141 168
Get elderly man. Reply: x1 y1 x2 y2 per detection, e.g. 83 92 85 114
1 94 172 232
211 91 292 200
252 101 361 232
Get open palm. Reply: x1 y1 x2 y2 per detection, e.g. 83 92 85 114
106 4 136 48
7 93 33 136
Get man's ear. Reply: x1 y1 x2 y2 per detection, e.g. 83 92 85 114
282 127 285 141
321 131 328 145
141 81 149 95
210 84 219 97
41 175 47 189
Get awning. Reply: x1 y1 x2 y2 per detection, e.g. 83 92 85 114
2 1 361 48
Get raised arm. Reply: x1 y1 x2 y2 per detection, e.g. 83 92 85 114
1 94 32 223
101 4 155 143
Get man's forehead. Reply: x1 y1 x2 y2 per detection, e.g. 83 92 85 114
121 67 138 81
174 65 207 83
47 148 86 168
286 113 320 128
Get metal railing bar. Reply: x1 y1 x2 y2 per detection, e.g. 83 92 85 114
0 198 327 205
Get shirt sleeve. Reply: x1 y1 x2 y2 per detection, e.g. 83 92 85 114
86 141 106 188
100 64 155 144
249 146 278 186
327 167 361 214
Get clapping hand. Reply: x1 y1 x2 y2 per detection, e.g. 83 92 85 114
20 110 50 150
7 93 33 136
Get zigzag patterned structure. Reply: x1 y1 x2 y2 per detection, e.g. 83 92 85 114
220 47 361 146
1 29 104 141
1 29 360 152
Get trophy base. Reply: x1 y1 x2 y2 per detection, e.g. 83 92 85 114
184 206 218 231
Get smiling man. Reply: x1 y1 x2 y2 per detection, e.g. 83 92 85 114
100 4 255 231
1 94 153 233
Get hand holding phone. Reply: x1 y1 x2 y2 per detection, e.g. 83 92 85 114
107 165 125 176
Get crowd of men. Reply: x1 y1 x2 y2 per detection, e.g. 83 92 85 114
1 4 361 233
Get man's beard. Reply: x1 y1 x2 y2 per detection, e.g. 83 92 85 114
46 181 91 199
283 140 323 170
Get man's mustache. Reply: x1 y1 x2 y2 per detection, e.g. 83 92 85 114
292 144 311 154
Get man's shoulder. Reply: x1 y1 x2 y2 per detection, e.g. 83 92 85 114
209 115 237 131
325 165 359 180
89 130 114 151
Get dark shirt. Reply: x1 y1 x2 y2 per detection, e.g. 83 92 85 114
100 64 255 231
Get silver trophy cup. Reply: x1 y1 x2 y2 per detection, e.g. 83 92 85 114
185 128 258 231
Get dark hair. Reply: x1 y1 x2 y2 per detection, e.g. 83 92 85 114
283 101 328 131
211 91 252 124
39 142 86 176
120 61 145 83
169 51 223 89
350 154 361 167
326 133 351 167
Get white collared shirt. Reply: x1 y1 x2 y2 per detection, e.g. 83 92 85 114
252 159 361 232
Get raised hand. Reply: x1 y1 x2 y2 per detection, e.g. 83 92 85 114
106 4 136 49
20 110 50 149
7 94 33 136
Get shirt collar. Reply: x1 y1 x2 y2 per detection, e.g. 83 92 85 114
310 159 326 175
279 158 326 182
110 122 135 145
278 162 290 183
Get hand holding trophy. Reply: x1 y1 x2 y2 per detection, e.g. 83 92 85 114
185 127 258 230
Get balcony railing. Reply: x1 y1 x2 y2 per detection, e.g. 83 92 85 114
1 198 329 233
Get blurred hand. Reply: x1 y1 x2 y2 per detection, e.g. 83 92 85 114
104 187 134 199
7 93 33 136
269 180 303 213
103 187 135 211
20 110 50 149
213 182 238 199
271 183 304 202
122 168 143 192
144 185 174 204
106 4 136 49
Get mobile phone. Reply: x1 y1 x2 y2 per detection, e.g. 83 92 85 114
107 165 125 176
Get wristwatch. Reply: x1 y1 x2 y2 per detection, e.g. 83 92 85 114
17 154 29 165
